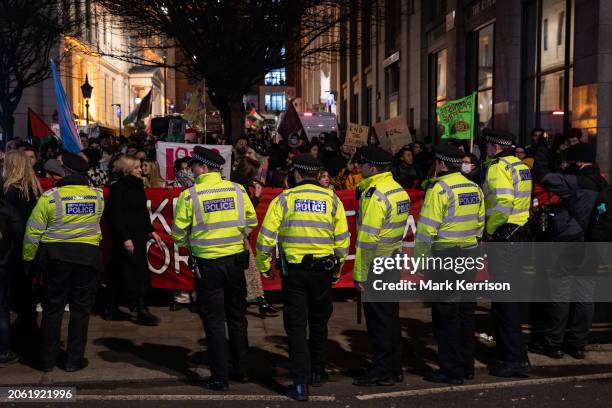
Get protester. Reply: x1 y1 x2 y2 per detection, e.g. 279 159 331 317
515 146 533 168
83 148 109 188
318 168 332 189
106 155 163 326
530 142 605 359
230 156 279 317
1 151 43 361
461 153 484 185
391 145 418 188
0 192 24 364
142 159 166 188
168 157 195 311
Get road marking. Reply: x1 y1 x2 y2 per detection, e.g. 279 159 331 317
77 394 336 402
357 372 612 400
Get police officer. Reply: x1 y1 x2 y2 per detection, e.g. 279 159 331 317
352 146 410 387
415 145 485 384
172 146 258 391
256 155 350 401
482 129 532 378
23 152 104 372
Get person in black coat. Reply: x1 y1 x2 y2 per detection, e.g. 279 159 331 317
105 155 163 326
530 142 605 359
0 198 24 363
0 150 43 362
391 146 419 188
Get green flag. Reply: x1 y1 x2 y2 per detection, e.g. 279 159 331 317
436 92 477 140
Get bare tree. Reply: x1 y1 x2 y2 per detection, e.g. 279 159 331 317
98 0 376 144
0 0 78 140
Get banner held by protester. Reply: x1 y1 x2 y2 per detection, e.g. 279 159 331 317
437 92 477 140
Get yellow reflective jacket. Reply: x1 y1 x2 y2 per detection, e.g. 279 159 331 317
256 182 350 275
415 172 485 256
23 184 104 261
354 171 410 282
483 154 532 235
172 172 258 259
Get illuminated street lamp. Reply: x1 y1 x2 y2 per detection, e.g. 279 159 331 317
81 74 93 125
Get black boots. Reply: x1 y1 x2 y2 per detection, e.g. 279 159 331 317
135 300 161 326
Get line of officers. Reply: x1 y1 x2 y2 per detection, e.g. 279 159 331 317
23 129 531 401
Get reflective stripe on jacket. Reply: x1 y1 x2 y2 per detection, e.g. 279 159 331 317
172 172 258 259
354 171 410 282
483 154 532 235
255 182 350 275
23 185 104 261
415 172 485 255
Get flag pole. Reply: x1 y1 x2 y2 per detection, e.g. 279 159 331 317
203 79 207 145
470 92 477 153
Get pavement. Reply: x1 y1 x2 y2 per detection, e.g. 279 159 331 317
2 301 612 406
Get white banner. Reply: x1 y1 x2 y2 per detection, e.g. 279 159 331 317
156 142 232 181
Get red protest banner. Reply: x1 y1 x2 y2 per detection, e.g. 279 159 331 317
90 185 558 291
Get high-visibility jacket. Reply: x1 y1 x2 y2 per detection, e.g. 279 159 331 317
23 184 104 261
354 172 410 282
483 153 532 235
415 172 485 255
172 172 258 259
256 182 350 275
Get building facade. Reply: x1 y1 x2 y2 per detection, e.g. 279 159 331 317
12 1 175 139
298 0 611 177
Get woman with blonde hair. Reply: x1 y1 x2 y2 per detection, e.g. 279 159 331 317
106 155 163 325
1 150 44 361
142 159 166 188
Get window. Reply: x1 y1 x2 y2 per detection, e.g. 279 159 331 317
361 3 371 68
351 92 358 123
557 12 564 46
543 19 548 50
349 0 358 76
363 87 372 126
467 23 495 128
429 49 447 140
385 62 400 118
384 0 401 56
264 92 286 111
265 68 286 85
521 0 574 140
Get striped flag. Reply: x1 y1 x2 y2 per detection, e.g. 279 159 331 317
50 59 82 153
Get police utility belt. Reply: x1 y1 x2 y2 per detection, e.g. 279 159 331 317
278 254 340 274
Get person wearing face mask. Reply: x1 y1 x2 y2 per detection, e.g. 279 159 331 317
105 155 163 325
529 141 605 360
415 145 485 385
461 154 484 185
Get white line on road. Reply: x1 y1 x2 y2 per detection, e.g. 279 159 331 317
357 372 612 400
77 394 336 402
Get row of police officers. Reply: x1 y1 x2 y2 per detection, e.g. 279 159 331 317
21 130 532 400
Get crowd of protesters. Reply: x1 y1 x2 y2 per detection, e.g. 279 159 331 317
0 122 604 371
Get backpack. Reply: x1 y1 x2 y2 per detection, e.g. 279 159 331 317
587 181 612 242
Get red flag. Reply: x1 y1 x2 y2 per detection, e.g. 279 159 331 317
27 108 54 140
277 100 303 139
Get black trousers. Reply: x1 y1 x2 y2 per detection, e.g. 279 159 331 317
432 302 476 379
40 260 98 367
281 267 333 384
544 276 595 349
492 302 527 363
109 240 150 306
362 301 402 378
195 254 248 381
490 226 528 363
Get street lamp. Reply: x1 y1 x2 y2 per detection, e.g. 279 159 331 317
81 74 93 125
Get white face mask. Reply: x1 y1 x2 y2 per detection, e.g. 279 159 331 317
461 163 473 174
